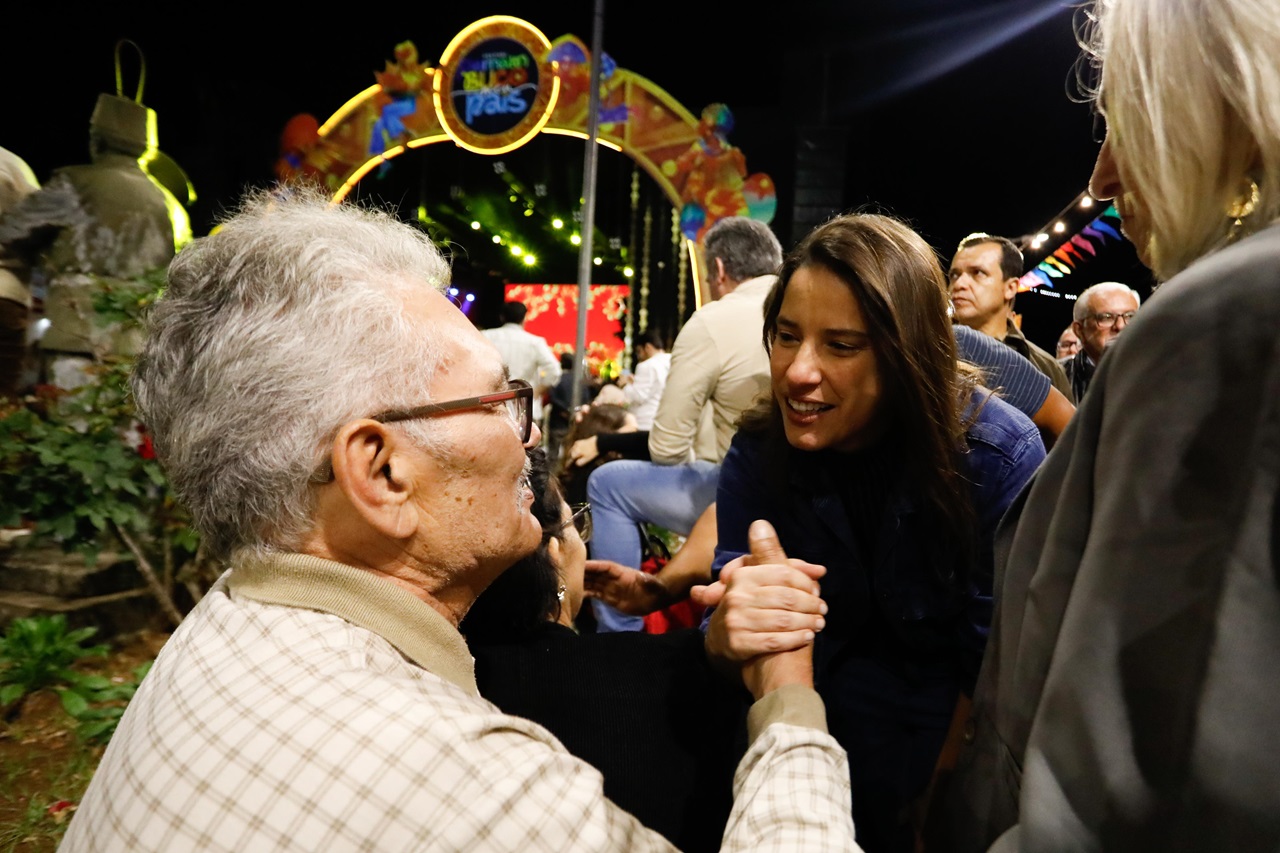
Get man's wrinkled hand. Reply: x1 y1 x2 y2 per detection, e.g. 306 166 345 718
698 520 827 699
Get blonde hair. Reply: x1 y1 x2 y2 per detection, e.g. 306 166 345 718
1080 0 1280 280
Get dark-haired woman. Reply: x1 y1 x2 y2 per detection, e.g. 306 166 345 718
464 449 749 853
703 213 1045 852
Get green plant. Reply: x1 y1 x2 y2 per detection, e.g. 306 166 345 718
65 659 152 744
0 615 107 714
0 268 214 626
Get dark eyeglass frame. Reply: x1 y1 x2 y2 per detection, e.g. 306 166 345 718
371 378 534 444
313 379 533 483
557 503 592 543
1086 311 1137 329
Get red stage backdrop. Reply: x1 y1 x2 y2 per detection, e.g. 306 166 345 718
504 283 629 376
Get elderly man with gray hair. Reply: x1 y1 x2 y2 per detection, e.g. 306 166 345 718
59 189 856 853
1063 280 1142 400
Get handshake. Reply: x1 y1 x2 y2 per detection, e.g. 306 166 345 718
694 519 828 699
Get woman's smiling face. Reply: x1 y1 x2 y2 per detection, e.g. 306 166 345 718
770 264 889 453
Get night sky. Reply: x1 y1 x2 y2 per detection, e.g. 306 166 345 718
3 0 1153 347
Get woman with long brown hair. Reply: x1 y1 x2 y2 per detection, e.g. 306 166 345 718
702 212 1045 852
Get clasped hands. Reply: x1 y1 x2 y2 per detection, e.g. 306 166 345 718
691 519 827 699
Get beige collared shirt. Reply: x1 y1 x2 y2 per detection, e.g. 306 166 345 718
648 276 775 465
62 550 858 852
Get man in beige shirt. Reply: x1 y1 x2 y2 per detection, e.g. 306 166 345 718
586 216 782 632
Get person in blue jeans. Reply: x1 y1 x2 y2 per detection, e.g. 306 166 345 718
698 212 1045 853
586 216 783 632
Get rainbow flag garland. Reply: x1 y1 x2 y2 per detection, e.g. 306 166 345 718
1018 203 1122 291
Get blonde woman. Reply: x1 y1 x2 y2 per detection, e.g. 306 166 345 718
940 0 1280 848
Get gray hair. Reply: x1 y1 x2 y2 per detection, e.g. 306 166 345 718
1081 0 1280 280
130 187 452 559
1073 280 1142 321
703 216 784 283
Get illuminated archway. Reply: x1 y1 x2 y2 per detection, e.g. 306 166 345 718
276 16 777 311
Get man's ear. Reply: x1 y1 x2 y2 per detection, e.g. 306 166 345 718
1002 276 1020 303
1071 319 1086 342
329 420 421 540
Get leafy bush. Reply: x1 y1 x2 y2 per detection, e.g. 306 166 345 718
0 614 154 744
66 659 152 743
0 269 214 625
0 614 108 711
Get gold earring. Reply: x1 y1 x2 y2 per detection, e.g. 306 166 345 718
1228 178 1260 224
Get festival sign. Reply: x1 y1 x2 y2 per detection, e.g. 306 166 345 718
432 17 560 155
274 17 777 307
275 17 776 245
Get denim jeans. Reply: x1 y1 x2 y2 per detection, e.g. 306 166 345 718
585 459 720 632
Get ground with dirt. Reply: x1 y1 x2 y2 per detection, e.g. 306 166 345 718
0 629 169 852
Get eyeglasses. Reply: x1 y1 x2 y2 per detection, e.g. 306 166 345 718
559 503 592 543
313 379 533 483
371 378 533 444
1086 311 1136 329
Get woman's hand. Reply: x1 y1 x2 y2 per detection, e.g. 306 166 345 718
569 436 599 467
583 559 672 614
694 520 827 699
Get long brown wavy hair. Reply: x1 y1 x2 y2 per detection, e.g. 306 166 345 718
741 212 983 587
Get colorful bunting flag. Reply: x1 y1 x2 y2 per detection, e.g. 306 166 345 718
1019 202 1123 291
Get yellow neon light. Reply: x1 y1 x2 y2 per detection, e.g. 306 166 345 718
438 15 545 64
331 145 407 203
432 16 561 156
540 127 623 152
329 135 448 205
688 238 704 311
319 85 382 136
433 76 561 156
406 134 450 149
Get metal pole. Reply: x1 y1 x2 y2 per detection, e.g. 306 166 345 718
571 0 604 411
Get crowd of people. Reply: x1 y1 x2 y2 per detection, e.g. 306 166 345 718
46 0 1280 849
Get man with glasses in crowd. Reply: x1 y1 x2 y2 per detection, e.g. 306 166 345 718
1062 281 1142 400
61 189 855 852
1056 324 1081 363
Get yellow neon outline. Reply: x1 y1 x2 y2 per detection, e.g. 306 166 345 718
329 136 452 203
319 85 382 136
438 15 546 64
688 238 705 311
406 133 451 149
432 17 560 156
434 74 560 156
541 127 622 152
330 145 405 203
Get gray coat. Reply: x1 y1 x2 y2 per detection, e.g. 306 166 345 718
936 221 1280 851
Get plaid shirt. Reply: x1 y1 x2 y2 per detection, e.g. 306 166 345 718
61 551 857 852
